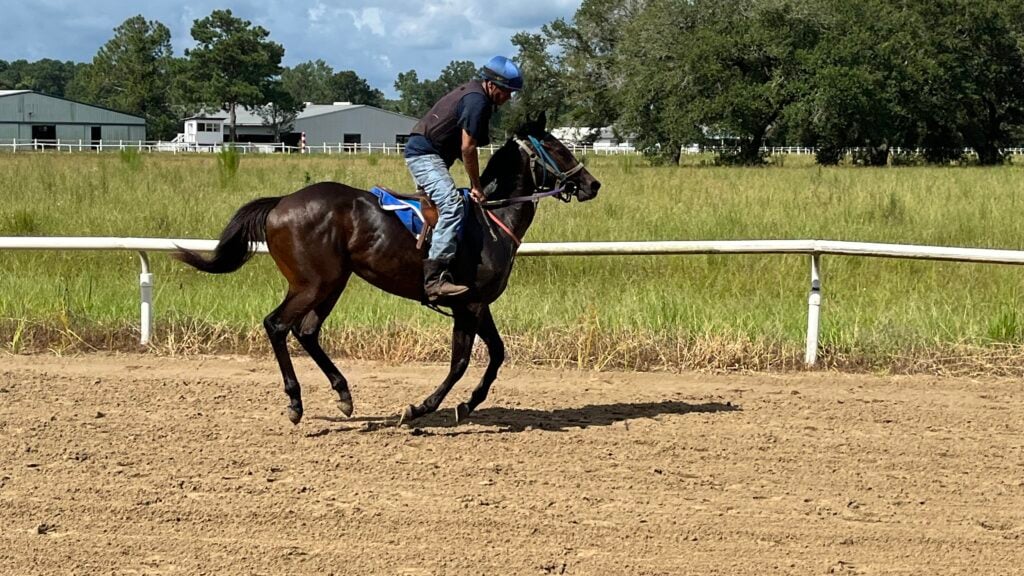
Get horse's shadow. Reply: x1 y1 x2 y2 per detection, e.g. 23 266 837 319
457 399 739 433
309 398 739 435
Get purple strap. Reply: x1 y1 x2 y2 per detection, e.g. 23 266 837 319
481 186 564 209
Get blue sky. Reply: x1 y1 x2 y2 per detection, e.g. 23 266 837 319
0 0 582 97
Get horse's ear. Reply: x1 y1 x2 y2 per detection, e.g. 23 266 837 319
515 112 548 138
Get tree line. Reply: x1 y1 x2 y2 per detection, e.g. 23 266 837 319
4 2 1024 165
0 10 481 142
519 0 1024 165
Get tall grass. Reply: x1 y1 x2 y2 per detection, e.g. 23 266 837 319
2 152 1024 373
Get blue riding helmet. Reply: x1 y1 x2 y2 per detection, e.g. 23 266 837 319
480 56 524 92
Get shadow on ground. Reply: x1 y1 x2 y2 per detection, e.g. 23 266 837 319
309 399 739 436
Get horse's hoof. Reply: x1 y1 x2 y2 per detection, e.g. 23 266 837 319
397 404 416 427
287 407 303 425
454 403 471 424
336 398 354 418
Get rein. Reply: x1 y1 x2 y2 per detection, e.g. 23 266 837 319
480 186 564 209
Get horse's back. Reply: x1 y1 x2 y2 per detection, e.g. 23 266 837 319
266 181 423 299
275 181 365 211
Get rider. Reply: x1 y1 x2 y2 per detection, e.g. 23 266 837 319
404 55 524 302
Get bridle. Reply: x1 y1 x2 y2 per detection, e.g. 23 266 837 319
478 134 588 247
517 135 586 200
481 135 586 209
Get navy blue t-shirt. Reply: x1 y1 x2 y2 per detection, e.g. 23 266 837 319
405 91 491 164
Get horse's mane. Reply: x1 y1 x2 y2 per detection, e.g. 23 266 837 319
481 137 527 201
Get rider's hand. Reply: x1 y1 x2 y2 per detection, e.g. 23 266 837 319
470 187 486 203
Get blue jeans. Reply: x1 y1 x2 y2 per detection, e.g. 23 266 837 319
405 154 464 262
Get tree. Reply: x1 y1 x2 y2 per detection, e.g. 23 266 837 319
393 60 478 118
500 33 566 135
782 0 909 165
0 58 81 97
544 0 642 128
180 9 285 142
393 70 428 117
281 59 335 104
67 15 178 139
329 70 385 107
912 0 1024 165
281 61 386 107
617 0 820 164
252 81 302 141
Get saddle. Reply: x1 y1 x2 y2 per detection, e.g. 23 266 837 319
368 186 439 250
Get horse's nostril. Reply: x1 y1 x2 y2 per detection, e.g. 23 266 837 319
592 181 602 193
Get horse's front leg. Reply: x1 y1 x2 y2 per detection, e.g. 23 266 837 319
455 306 503 423
399 305 479 425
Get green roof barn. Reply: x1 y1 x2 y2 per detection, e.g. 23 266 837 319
0 90 146 144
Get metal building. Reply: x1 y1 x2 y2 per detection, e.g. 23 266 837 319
201 102 417 147
0 90 146 144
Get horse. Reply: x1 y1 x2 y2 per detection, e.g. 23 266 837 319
174 112 601 426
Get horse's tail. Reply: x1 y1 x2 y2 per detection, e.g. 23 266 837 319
174 197 281 274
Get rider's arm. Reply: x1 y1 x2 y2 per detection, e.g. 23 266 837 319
462 129 485 202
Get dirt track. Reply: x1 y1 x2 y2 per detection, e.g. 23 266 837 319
1 354 1023 575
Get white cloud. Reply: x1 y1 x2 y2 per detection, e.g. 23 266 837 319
346 8 385 36
307 3 327 24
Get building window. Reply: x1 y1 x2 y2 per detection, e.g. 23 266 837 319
395 134 411 144
343 133 362 144
32 125 56 140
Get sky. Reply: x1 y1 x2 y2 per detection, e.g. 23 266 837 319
0 0 582 97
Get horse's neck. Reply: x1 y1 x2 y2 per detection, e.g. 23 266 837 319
494 169 537 241
495 199 536 240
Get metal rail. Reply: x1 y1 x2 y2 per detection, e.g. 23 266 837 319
4 236 1024 364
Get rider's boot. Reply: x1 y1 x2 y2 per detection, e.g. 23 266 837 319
423 258 469 302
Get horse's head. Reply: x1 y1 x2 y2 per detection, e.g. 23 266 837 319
483 112 601 205
512 112 601 202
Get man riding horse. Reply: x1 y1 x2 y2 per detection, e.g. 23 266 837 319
404 55 523 302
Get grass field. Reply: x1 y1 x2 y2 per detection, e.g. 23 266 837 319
2 150 1024 373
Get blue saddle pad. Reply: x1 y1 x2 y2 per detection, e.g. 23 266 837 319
369 186 470 238
369 186 427 236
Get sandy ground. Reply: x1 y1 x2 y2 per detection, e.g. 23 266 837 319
1 354 1023 575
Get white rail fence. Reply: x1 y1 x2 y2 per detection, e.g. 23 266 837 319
6 139 1024 158
0 139 639 156
3 236 1024 365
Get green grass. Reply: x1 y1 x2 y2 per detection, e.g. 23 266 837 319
2 151 1024 373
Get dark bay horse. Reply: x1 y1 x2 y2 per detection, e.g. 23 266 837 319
174 112 601 425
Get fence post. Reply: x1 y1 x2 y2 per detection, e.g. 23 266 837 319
138 251 153 346
805 254 822 366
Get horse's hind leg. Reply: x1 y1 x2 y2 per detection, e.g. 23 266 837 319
399 305 480 425
264 289 320 424
291 273 355 417
456 306 504 423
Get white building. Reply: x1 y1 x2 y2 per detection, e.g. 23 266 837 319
181 116 226 146
551 126 636 152
181 102 418 148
